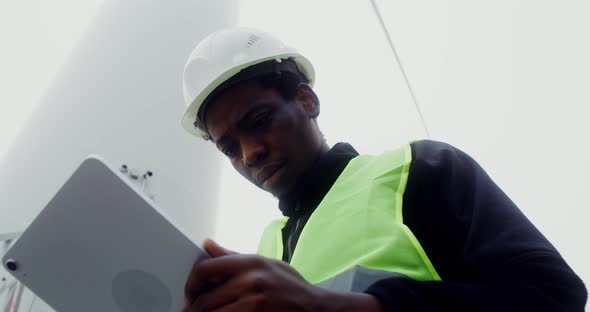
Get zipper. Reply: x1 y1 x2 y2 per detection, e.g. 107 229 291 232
286 216 301 263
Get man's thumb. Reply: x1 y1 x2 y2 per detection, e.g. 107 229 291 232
203 239 237 257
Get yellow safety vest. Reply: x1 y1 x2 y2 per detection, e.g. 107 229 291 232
258 143 441 290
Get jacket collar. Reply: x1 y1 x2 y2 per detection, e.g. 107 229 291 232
278 143 359 217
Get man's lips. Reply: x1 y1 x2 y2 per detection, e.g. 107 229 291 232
256 162 285 186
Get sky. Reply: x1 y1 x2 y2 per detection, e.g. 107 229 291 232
1 0 589 297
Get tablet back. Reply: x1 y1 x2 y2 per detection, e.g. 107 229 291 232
2 156 206 312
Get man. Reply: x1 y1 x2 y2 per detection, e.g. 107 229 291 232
181 28 587 311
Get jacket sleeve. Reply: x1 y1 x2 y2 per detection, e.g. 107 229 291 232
364 140 587 311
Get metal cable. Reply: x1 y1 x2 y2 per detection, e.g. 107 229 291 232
369 0 432 138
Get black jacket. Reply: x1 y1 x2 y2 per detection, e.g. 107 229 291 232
278 140 587 311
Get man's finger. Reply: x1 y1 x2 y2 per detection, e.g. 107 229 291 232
195 255 269 280
186 239 237 301
197 270 265 311
203 239 238 257
185 255 266 304
184 256 224 305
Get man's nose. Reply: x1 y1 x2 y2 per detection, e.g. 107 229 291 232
242 139 267 167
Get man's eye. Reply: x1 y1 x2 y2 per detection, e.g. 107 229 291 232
252 113 272 129
223 145 238 158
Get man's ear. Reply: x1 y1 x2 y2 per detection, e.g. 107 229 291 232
295 82 320 118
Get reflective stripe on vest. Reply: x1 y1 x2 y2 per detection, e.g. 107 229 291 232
315 266 408 292
257 143 441 287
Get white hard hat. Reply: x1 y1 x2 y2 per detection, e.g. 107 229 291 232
181 27 315 140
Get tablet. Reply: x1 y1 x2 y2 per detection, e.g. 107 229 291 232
2 156 208 312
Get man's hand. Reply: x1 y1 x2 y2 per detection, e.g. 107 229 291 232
183 239 383 312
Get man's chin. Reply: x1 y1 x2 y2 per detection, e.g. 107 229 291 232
262 181 296 200
262 185 286 199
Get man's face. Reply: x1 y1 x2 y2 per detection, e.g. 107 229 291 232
204 79 323 198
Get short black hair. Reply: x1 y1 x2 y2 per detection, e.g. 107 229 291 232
255 68 309 102
196 59 310 134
